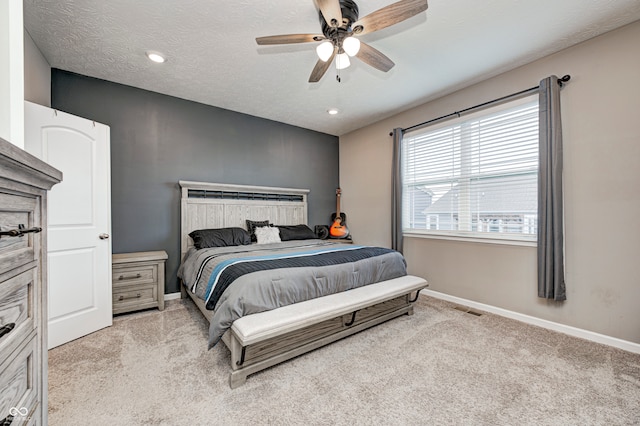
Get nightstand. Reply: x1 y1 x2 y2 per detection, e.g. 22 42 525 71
329 236 353 243
112 251 168 315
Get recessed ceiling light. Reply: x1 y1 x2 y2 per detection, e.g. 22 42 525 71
146 51 166 63
327 108 339 115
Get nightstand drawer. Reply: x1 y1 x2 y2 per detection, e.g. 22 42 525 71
0 334 38 424
0 269 36 361
112 264 156 287
113 285 157 312
0 191 40 277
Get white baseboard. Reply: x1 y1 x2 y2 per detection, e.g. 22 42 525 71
422 289 640 355
164 292 182 301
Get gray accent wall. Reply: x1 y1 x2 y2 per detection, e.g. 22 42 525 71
51 69 339 294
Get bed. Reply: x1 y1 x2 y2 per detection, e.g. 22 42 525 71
177 180 428 388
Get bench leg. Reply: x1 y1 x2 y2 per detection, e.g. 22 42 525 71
230 370 248 389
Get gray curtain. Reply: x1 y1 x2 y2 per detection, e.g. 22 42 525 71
391 128 403 253
538 76 566 301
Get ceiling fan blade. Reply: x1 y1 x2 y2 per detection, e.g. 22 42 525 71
315 0 343 27
352 0 428 36
356 42 395 72
309 48 337 83
256 34 324 45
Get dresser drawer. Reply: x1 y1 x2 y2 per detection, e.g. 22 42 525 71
0 335 38 425
0 192 40 277
0 269 36 360
112 264 157 288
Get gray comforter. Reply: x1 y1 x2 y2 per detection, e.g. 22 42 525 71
178 240 407 348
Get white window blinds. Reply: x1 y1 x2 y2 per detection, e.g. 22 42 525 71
402 94 539 241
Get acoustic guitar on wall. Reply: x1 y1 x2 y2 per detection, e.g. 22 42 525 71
329 188 349 238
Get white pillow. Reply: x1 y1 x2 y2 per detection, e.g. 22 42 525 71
254 226 281 244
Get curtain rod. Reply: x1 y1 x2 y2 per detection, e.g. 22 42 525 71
392 75 571 136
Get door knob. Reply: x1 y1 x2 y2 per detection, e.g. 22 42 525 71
99 233 110 240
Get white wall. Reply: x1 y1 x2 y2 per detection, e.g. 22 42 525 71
340 21 640 344
24 29 51 107
0 0 24 147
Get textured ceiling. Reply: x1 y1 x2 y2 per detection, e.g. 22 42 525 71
24 0 640 136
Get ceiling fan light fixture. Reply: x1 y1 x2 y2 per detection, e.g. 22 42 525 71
256 0 429 83
343 36 361 57
316 41 334 62
336 53 351 70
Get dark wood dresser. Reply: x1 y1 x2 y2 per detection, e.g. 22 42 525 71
0 137 62 425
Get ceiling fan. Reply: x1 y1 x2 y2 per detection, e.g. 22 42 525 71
255 0 428 83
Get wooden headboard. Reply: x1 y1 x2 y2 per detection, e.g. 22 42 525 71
179 181 310 257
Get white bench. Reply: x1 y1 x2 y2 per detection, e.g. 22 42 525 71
221 275 428 388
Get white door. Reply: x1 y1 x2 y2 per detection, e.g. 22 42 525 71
25 101 112 349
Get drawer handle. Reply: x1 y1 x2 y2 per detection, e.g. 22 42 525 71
118 293 142 301
0 224 42 238
0 322 15 339
118 273 142 281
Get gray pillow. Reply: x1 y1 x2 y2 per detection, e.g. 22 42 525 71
277 224 317 241
189 227 251 249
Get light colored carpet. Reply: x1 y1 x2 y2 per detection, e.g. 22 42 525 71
48 296 640 425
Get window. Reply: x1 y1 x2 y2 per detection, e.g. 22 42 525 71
402 94 538 242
